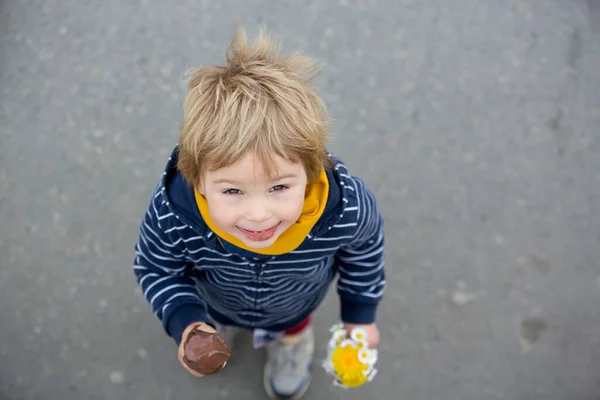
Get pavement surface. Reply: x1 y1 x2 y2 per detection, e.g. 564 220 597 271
1 1 600 399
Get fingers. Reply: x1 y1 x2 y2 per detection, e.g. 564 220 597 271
368 336 380 349
366 328 380 349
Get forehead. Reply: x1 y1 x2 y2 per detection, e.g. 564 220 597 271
204 152 305 183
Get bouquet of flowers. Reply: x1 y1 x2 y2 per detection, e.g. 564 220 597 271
322 323 378 388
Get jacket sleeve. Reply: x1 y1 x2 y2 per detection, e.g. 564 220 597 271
335 176 386 325
133 186 212 345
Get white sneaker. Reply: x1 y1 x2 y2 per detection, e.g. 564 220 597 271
263 326 314 400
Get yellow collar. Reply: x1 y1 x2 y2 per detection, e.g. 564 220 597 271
194 168 329 255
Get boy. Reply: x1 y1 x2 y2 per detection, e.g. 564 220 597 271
133 27 386 400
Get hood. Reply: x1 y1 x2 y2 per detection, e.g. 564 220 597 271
160 147 347 254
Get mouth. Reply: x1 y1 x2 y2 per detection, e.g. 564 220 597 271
236 223 281 242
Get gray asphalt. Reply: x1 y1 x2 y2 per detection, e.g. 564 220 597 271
2 1 600 399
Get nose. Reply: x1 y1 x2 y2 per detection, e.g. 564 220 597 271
245 200 271 223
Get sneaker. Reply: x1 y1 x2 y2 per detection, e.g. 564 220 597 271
263 326 314 400
214 323 243 350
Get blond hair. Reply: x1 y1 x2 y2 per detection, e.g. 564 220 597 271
177 27 332 185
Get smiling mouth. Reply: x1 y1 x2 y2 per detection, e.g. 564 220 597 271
236 223 281 242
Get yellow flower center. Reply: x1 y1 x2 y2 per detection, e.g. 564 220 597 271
331 345 369 387
341 351 359 369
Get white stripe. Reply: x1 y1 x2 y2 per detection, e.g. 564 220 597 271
182 235 203 243
189 256 248 266
342 234 383 254
163 291 202 305
338 263 384 276
143 275 173 297
156 303 169 317
140 228 185 260
313 235 354 241
150 283 196 305
185 245 223 255
157 212 174 220
143 221 179 249
338 286 384 298
151 199 162 226
268 256 327 265
138 272 159 288
338 246 384 262
341 260 383 268
335 163 349 172
290 246 339 254
135 247 179 273
350 178 361 221
138 236 187 264
165 224 189 233
339 275 384 287
333 223 357 228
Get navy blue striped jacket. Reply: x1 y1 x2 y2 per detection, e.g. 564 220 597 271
133 148 386 344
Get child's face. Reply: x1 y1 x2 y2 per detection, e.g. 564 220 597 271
198 152 307 249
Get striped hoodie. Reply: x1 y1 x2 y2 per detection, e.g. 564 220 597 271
133 148 386 344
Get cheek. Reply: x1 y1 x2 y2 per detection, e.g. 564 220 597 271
207 197 238 226
282 191 305 218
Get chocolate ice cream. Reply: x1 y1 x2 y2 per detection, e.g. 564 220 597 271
182 329 231 375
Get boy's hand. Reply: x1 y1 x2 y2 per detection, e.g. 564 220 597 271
343 323 380 348
177 322 227 377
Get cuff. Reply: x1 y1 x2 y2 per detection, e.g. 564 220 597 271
340 300 378 325
166 304 213 345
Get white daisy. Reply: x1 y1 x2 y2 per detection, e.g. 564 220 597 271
329 323 345 333
357 348 372 364
333 330 346 342
350 327 368 342
328 337 340 350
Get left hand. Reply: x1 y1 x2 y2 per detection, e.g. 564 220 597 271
343 323 380 348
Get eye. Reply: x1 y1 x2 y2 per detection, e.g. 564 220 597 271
270 185 288 192
223 188 242 195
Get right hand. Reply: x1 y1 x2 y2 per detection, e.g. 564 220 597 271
177 321 220 377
